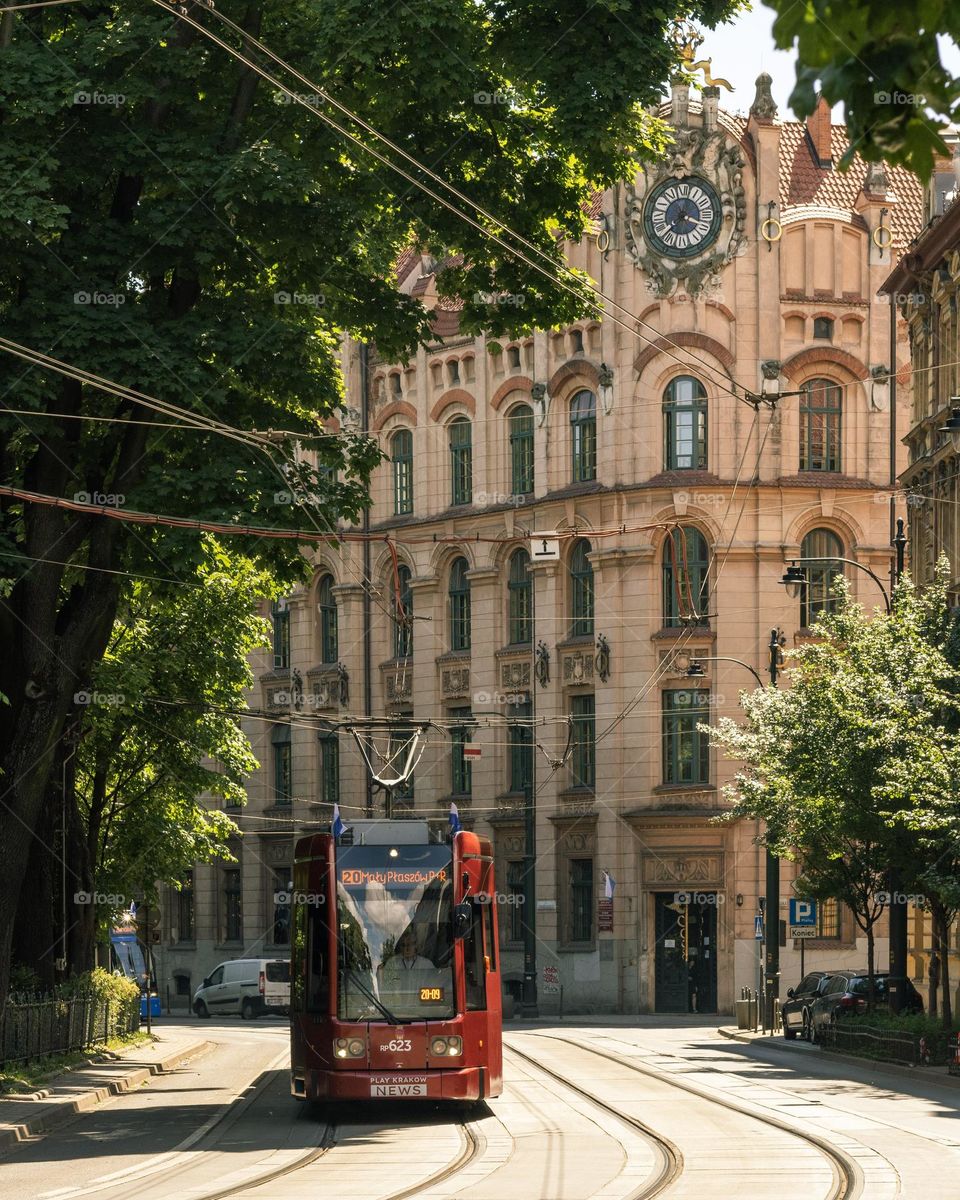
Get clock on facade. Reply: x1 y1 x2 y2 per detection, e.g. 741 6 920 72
642 176 722 259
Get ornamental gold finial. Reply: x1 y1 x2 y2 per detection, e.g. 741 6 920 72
671 20 734 92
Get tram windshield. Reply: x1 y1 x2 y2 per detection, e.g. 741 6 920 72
336 843 455 1021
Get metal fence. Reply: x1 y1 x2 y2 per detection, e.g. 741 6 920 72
825 1022 956 1066
1 991 141 1069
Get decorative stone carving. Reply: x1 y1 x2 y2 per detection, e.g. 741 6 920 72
864 160 889 196
531 381 549 427
642 852 723 887
499 658 532 694
750 72 777 119
561 647 595 686
382 664 413 704
266 685 292 711
624 119 748 297
441 665 471 698
263 841 291 864
310 676 339 711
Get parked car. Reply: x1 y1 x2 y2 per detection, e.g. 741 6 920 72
809 970 924 1042
780 971 831 1041
193 957 290 1019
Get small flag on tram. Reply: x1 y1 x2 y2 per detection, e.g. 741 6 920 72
449 803 462 835
603 871 616 900
332 804 347 839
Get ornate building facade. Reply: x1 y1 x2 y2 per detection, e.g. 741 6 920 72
155 79 921 1015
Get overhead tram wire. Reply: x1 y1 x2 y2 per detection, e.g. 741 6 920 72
0 336 274 452
183 0 748 408
148 0 757 411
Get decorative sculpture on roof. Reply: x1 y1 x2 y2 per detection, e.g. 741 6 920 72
672 21 733 92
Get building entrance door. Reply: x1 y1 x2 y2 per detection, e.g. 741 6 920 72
653 892 718 1013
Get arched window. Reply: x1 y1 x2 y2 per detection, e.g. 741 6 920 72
449 417 472 505
391 429 413 515
663 376 707 470
393 563 413 659
508 549 532 645
662 527 710 627
449 557 471 651
317 574 338 663
800 528 844 627
508 404 534 497
800 377 842 472
569 538 594 638
570 390 597 483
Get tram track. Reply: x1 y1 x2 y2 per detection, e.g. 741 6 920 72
510 1031 863 1200
504 1042 682 1199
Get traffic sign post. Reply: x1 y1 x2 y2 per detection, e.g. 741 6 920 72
789 898 817 977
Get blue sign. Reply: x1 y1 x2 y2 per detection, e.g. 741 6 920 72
789 899 817 927
754 914 764 940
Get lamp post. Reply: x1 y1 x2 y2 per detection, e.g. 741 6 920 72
688 642 784 1033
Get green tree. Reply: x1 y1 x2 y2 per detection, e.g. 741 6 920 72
0 0 742 1004
765 0 960 176
61 542 270 974
708 575 960 1002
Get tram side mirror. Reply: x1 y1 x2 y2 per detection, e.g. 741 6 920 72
453 902 472 939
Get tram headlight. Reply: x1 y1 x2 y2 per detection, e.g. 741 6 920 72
334 1037 366 1059
430 1036 462 1057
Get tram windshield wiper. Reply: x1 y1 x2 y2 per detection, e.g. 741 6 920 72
341 968 401 1026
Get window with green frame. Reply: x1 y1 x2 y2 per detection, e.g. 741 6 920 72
570 693 596 789
507 700 533 793
800 377 842 471
317 574 338 663
663 375 707 470
662 527 710 627
449 417 473 505
393 564 413 658
449 557 471 651
508 404 534 496
391 428 413 515
272 600 290 670
570 389 597 482
569 538 594 638
568 858 594 942
507 548 532 645
800 528 844 627
319 733 339 806
450 707 473 796
662 689 710 786
271 724 292 804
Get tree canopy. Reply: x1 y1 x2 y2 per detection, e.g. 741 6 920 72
766 0 960 176
707 569 960 1009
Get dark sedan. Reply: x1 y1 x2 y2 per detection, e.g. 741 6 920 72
780 970 830 1040
809 970 924 1042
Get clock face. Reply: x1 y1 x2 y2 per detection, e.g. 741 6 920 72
642 176 722 259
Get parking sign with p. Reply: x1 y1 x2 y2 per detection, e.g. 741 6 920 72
788 898 817 938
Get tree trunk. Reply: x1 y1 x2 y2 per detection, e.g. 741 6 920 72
938 910 953 1029
866 920 876 1008
11 786 58 991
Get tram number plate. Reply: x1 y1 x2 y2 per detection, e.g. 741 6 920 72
372 1082 427 1096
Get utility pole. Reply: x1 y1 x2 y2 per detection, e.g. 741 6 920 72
764 629 785 1032
888 517 909 1013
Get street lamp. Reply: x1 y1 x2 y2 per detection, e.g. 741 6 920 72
686 656 764 687
779 557 892 614
942 400 960 452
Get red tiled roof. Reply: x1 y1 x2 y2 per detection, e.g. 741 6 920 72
394 246 421 285
778 120 923 252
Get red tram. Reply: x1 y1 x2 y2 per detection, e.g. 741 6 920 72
289 819 503 1102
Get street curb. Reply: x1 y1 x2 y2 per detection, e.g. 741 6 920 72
718 1025 960 1090
0 1038 215 1154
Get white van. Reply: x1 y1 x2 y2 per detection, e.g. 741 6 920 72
193 958 290 1019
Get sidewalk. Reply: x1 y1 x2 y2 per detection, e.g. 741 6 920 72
0 1027 214 1154
719 1023 960 1091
